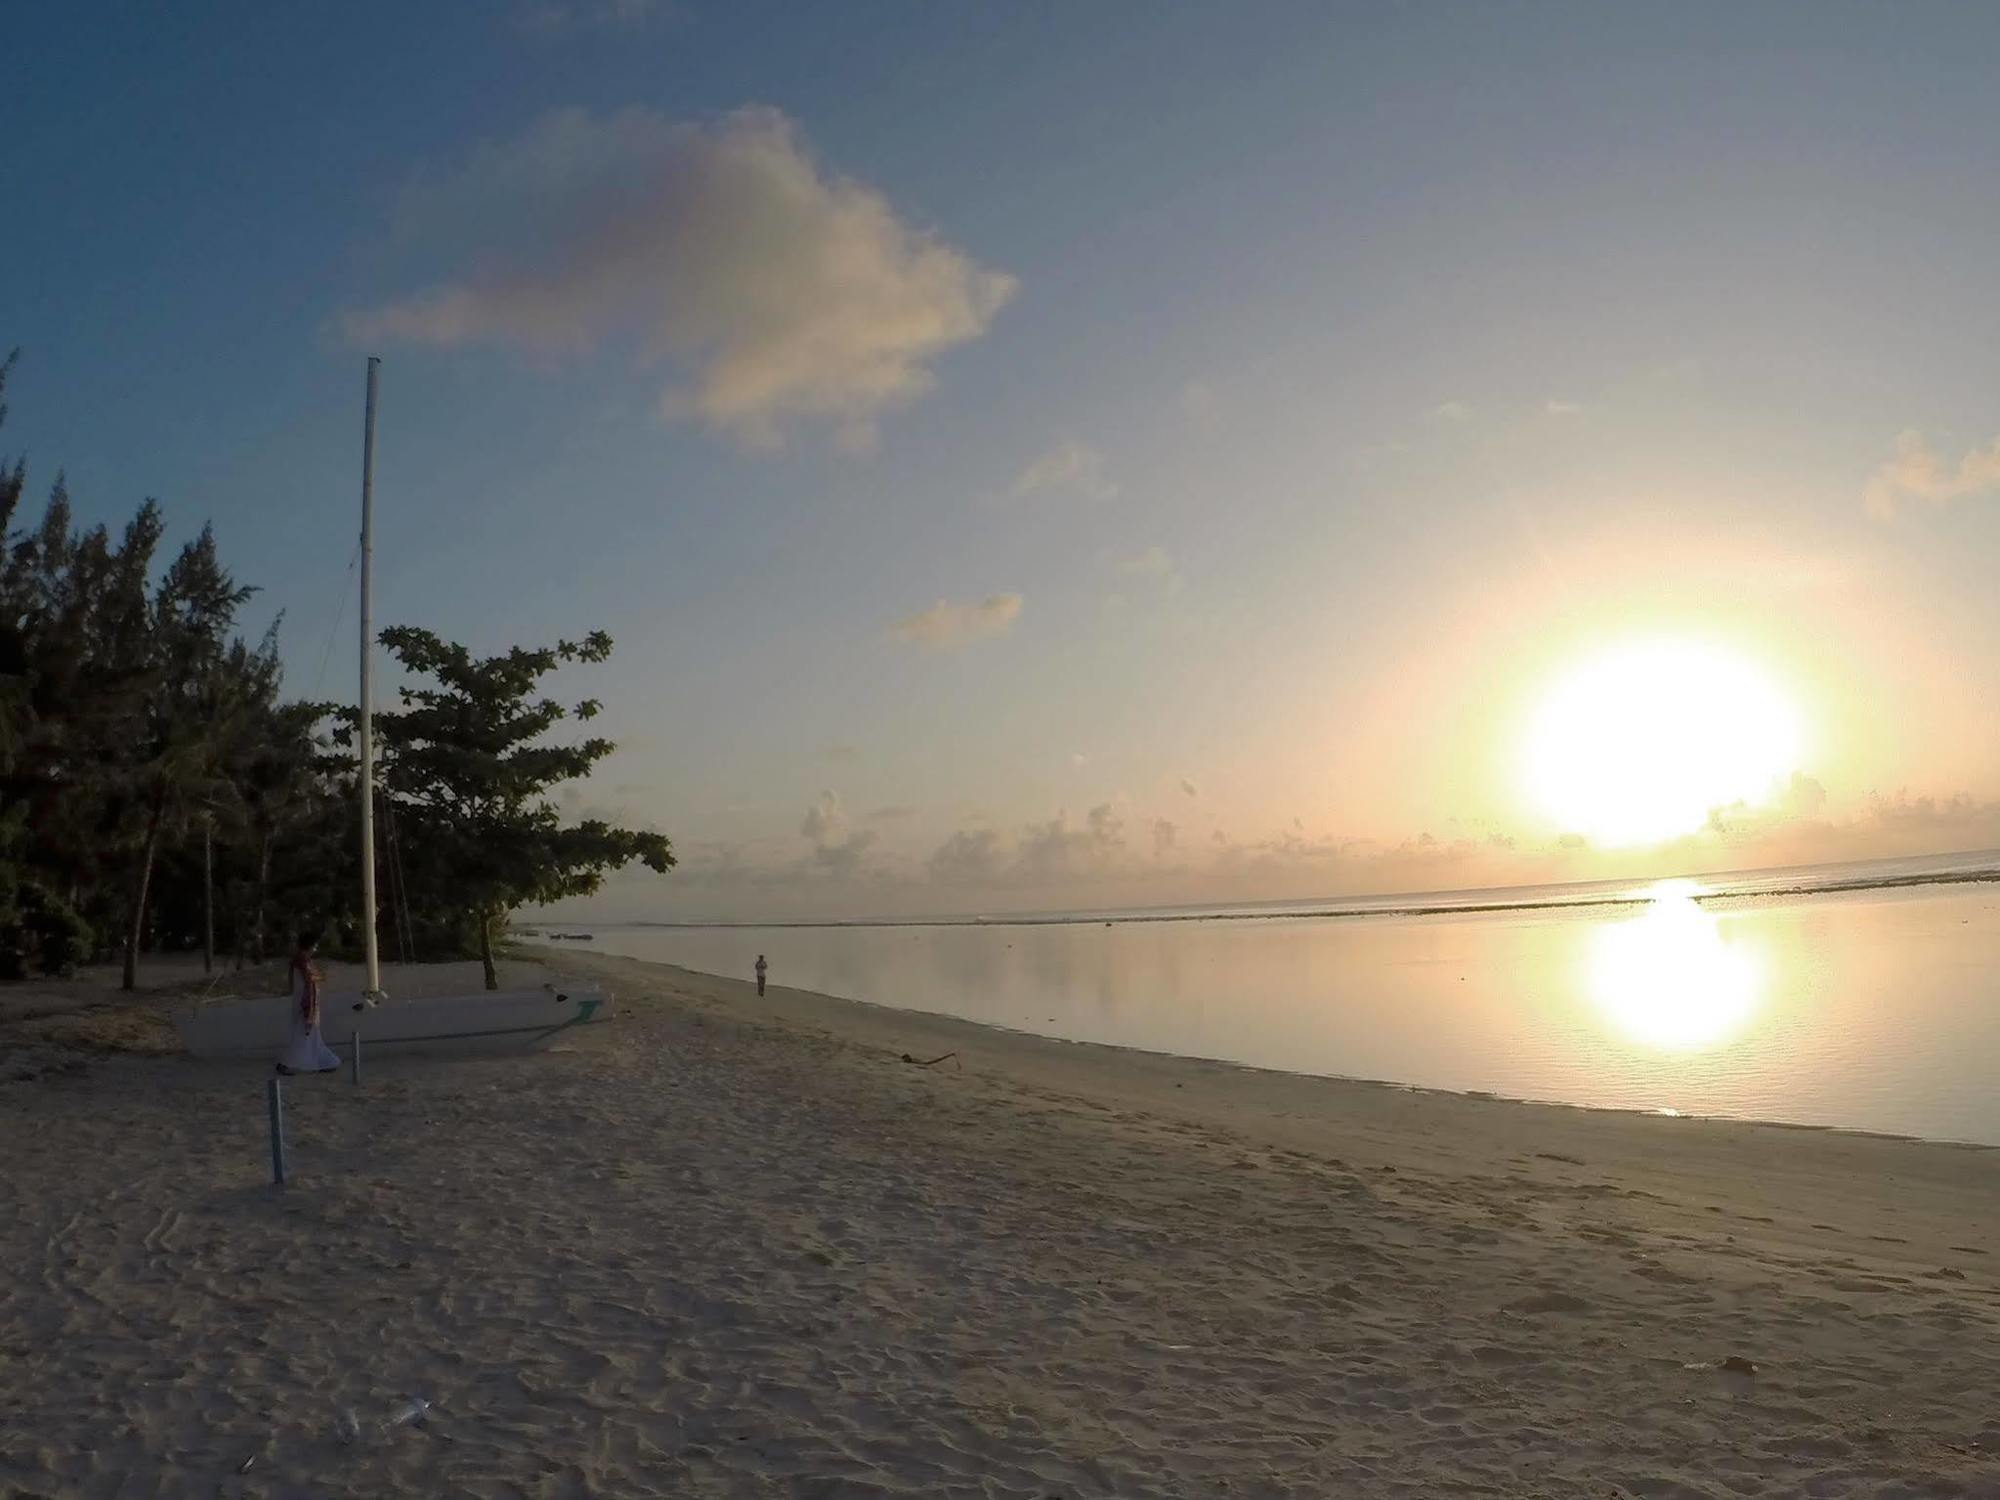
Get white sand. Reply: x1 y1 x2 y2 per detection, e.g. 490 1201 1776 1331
2 948 1997 1498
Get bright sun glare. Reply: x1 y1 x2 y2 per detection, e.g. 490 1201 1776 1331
1519 636 1804 847
1586 880 1765 1051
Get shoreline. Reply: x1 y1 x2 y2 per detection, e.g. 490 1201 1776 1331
547 949 2000 1254
544 946 2000 1153
3 948 1996 1496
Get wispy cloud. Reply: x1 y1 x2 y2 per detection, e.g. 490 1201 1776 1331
1432 400 1473 422
1544 398 1583 416
1012 440 1118 501
1116 544 1176 580
1178 776 1199 798
887 592 1023 650
346 106 1015 449
1864 429 2000 520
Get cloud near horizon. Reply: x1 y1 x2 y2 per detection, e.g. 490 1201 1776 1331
1864 429 2000 519
887 592 1023 649
575 775 2000 923
346 106 1016 448
800 789 877 875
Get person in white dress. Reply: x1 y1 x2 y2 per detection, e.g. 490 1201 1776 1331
276 931 341 1075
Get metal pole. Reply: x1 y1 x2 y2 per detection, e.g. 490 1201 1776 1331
267 1077 287 1185
201 814 214 974
358 358 382 1003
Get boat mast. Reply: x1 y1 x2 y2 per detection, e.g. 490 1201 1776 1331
359 357 382 999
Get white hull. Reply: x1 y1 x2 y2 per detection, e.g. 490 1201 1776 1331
175 986 610 1060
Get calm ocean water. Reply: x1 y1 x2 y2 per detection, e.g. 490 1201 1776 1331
573 851 2000 1145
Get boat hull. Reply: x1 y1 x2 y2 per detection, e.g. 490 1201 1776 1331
175 986 611 1060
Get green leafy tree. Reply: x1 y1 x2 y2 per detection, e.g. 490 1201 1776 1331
369 626 673 988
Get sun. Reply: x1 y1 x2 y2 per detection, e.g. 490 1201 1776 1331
1518 635 1804 846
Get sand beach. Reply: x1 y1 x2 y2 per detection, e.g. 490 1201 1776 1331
2 948 1997 1498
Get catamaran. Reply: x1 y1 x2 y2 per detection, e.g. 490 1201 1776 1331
177 358 611 1059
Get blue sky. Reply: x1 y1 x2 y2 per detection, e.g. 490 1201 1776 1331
9 2 2000 918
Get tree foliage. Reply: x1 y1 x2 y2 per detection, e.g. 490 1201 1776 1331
0 351 335 979
367 626 674 989
0 350 672 983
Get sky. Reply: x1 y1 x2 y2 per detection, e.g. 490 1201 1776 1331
7 1 2000 920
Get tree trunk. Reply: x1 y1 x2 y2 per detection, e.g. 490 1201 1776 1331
249 829 272 964
477 907 498 991
201 814 214 974
122 791 166 991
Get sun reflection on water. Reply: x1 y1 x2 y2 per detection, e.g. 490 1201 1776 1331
1587 880 1765 1051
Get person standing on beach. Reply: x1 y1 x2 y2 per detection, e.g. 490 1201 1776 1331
276 931 342 1075
755 954 768 996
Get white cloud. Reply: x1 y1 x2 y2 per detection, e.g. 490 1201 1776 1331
346 106 1015 448
887 592 1022 650
1432 400 1473 422
1545 398 1583 416
1863 430 2000 520
1012 440 1118 500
